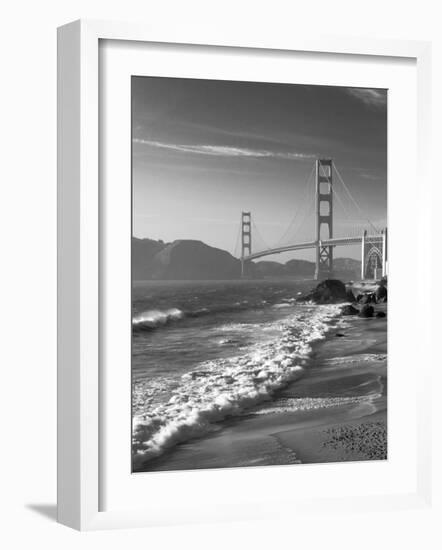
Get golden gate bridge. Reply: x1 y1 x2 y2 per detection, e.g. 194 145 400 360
234 159 387 281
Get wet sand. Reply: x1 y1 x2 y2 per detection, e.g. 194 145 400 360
138 303 387 472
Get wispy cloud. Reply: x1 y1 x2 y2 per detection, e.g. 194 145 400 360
359 172 384 181
133 138 315 161
346 88 387 109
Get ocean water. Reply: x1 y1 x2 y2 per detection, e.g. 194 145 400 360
132 280 348 469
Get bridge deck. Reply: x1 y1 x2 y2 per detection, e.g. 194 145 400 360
243 235 383 261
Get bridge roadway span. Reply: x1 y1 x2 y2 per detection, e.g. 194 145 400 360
243 234 383 262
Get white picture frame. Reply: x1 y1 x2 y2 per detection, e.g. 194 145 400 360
57 19 432 531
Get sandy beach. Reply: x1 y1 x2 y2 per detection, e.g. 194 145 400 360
135 294 387 472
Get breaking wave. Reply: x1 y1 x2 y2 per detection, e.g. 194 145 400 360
132 299 282 332
132 308 184 331
132 305 341 467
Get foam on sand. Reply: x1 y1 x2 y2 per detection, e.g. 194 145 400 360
251 395 381 416
132 305 341 467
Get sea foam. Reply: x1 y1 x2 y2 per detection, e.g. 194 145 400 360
132 305 341 467
132 308 184 330
132 303 248 331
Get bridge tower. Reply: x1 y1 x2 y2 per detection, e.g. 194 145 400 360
315 159 334 280
240 211 252 278
361 228 388 280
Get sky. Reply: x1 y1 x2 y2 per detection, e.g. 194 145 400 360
132 77 387 261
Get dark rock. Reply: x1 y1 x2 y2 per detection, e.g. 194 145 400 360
345 288 356 302
359 293 375 304
375 285 388 303
341 305 359 316
359 304 374 318
301 279 348 304
376 311 386 318
335 333 346 337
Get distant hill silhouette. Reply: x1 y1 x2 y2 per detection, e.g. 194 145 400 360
132 237 241 280
132 237 166 279
254 259 315 278
285 259 315 277
253 258 360 280
254 261 286 277
132 237 361 281
152 240 240 280
333 257 362 280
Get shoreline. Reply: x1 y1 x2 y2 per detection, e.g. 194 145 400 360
135 298 387 472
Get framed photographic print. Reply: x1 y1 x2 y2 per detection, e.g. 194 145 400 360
57 20 432 530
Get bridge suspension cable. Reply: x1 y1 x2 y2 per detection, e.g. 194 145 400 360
333 164 380 234
236 157 386 276
251 219 272 251
275 161 316 247
233 220 242 257
287 181 316 242
332 183 352 220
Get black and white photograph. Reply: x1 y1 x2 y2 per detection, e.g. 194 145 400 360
131 76 388 473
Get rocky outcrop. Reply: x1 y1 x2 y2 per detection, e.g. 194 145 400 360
358 293 375 304
375 284 388 303
341 304 359 315
359 304 374 318
301 279 348 304
355 284 387 305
